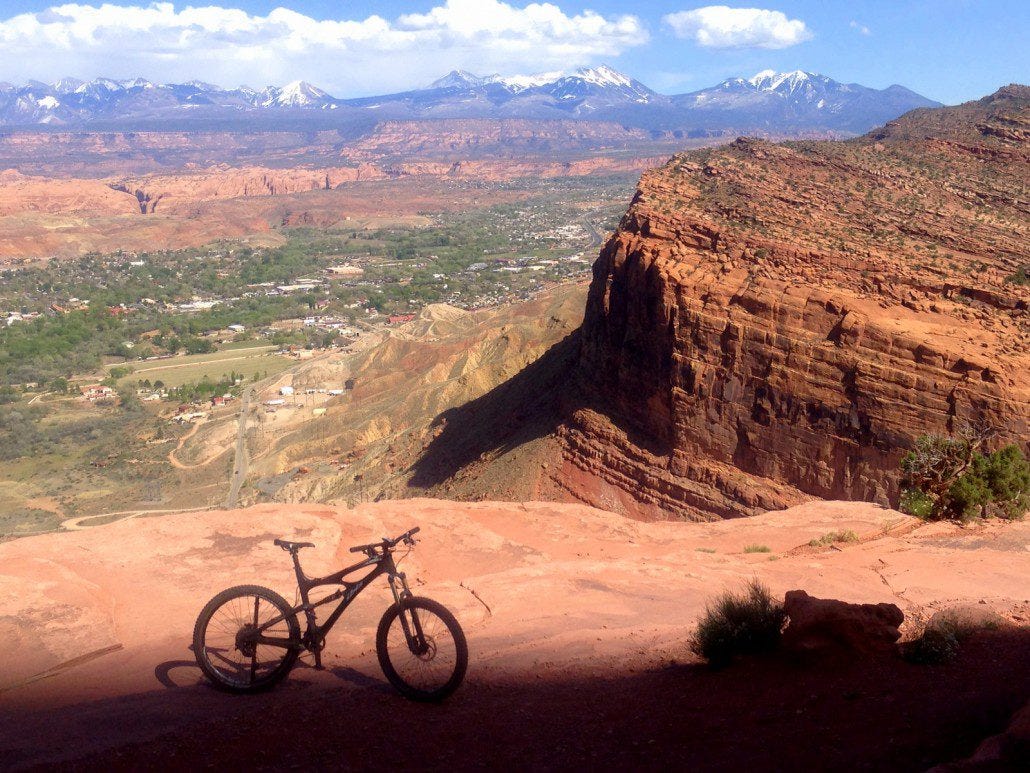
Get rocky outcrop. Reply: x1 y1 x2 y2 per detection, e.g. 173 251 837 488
558 86 1029 521
0 169 141 216
116 165 386 214
781 590 904 656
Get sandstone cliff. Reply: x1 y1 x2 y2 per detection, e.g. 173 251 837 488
557 86 1029 520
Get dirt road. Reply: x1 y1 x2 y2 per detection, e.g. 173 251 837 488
226 385 253 508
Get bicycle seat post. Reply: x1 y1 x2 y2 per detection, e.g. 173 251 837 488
290 550 309 592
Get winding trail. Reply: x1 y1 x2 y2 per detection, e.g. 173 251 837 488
59 505 214 531
166 420 203 469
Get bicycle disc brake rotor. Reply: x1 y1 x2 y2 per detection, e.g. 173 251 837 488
414 635 437 661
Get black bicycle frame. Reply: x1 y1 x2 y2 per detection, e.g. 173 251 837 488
251 549 412 651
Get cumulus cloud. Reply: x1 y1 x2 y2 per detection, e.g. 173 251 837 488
663 6 812 49
850 20 871 36
0 1 647 94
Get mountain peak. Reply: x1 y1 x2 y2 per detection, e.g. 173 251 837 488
53 77 85 94
429 70 488 90
264 80 331 107
573 64 633 88
499 70 565 92
748 69 815 91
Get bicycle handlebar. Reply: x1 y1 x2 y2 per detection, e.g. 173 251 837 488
348 526 420 554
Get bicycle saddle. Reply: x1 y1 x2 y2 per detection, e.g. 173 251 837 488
274 538 315 553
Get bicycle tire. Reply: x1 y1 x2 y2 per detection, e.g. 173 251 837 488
376 596 468 702
193 584 301 693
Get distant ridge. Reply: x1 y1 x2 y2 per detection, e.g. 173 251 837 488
0 66 941 134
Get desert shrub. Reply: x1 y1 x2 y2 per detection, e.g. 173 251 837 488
902 626 959 664
743 544 770 553
969 445 1030 519
690 579 785 666
1004 265 1029 285
809 530 858 547
899 488 934 519
903 606 1004 665
899 431 1029 522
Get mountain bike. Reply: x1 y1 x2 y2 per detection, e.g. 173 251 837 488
193 526 468 701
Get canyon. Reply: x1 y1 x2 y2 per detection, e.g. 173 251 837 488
150 86 1029 527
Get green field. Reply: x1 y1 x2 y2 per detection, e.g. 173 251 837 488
111 346 293 388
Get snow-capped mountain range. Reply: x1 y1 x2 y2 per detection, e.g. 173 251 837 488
424 65 656 104
0 66 940 134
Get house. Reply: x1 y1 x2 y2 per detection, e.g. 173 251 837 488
228 324 246 333
325 265 364 277
80 385 115 401
279 386 295 396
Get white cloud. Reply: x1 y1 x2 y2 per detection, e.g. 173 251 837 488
849 20 871 36
663 6 812 49
0 1 647 94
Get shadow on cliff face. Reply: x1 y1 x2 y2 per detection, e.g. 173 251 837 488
407 327 673 491
407 330 585 489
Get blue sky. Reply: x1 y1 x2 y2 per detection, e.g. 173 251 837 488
0 2 1026 103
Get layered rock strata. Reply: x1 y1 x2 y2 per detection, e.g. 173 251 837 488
559 86 1030 520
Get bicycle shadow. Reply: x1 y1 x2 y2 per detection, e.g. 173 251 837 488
325 665 391 693
154 659 201 689
156 648 389 694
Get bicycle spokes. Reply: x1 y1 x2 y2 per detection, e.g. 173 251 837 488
384 605 457 691
202 591 295 688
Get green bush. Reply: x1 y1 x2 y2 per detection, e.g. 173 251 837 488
899 488 934 519
690 579 785 667
899 433 1029 522
902 626 959 665
972 445 1030 519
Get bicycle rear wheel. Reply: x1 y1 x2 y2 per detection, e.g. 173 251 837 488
193 584 301 693
376 597 468 701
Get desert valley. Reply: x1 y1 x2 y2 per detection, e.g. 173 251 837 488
0 2 1028 770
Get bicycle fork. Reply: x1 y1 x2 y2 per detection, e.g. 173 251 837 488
389 572 428 656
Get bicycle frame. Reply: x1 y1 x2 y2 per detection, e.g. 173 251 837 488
250 548 416 658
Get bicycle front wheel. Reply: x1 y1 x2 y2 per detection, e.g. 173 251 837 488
193 584 301 693
376 597 468 701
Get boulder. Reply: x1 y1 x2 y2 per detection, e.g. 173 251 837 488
781 589 904 657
